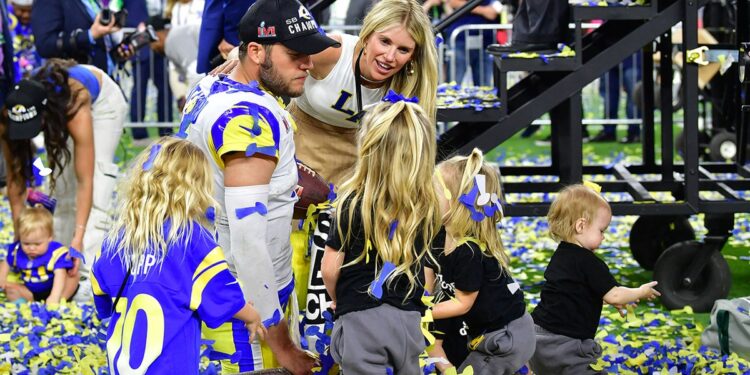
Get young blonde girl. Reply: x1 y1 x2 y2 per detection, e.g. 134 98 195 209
90 138 266 374
529 184 660 375
426 149 535 375
320 98 441 374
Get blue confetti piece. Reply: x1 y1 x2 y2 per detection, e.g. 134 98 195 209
603 335 618 344
388 220 398 240
142 144 162 171
382 89 419 104
305 326 321 337
67 247 86 264
204 207 216 223
386 368 394 375
327 183 337 202
370 261 397 300
239 123 262 137
263 309 282 328
244 143 277 158
235 202 268 219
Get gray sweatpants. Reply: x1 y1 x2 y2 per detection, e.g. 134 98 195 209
529 324 606 375
330 304 425 375
458 312 536 375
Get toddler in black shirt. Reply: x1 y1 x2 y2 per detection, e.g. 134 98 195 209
425 149 536 375
529 183 661 375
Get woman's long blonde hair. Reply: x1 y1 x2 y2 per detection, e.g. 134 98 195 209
358 0 439 120
105 137 217 270
336 100 441 299
436 149 510 271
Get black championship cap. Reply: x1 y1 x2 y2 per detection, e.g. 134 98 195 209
238 0 340 55
6 79 47 140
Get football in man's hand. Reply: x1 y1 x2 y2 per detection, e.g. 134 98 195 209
294 162 330 219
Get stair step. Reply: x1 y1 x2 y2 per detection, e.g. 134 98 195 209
437 107 504 123
491 55 579 72
573 2 658 21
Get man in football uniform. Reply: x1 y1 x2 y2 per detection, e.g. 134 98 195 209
179 0 339 373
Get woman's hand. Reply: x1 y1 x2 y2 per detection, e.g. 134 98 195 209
209 59 238 76
67 258 81 277
68 238 83 277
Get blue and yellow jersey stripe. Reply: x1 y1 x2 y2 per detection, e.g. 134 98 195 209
208 100 283 168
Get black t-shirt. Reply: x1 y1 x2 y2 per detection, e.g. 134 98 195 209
428 228 470 366
433 239 526 338
326 199 427 318
531 241 619 340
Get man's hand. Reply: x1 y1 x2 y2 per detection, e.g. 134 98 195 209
150 29 168 54
266 321 317 375
115 43 135 60
90 13 119 40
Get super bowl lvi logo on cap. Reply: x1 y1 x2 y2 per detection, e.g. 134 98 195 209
258 21 276 38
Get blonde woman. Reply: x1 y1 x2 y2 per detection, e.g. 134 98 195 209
290 0 439 186
426 149 535 374
321 98 441 374
90 138 266 374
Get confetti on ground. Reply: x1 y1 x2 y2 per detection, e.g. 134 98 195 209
1 152 749 374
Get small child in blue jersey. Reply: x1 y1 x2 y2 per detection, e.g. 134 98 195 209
426 149 535 375
0 206 77 305
91 138 267 374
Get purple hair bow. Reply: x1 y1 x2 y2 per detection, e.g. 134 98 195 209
382 89 419 104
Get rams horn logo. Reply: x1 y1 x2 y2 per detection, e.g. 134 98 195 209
298 5 312 20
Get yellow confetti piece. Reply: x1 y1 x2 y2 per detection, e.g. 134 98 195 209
590 358 607 371
626 353 648 367
583 180 602 193
0 334 10 343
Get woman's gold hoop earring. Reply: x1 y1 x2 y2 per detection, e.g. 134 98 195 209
406 61 415 75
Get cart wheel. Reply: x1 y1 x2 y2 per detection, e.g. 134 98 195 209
629 216 694 270
654 240 731 312
708 131 738 161
675 130 710 159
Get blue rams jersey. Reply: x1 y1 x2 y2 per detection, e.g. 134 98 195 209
6 241 72 293
91 221 246 375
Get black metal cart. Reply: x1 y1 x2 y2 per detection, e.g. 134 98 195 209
436 0 750 312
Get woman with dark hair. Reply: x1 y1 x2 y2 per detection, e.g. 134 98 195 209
1 58 128 299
